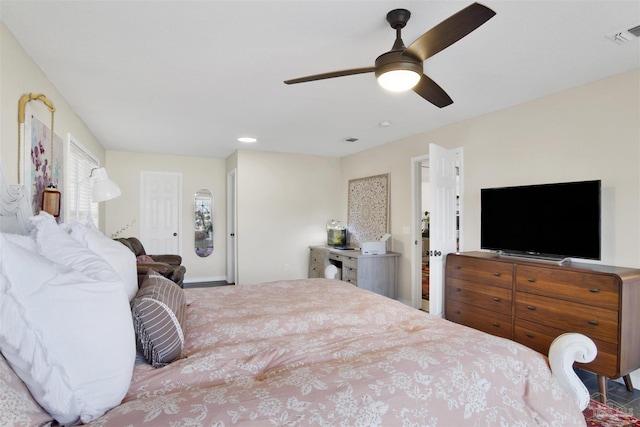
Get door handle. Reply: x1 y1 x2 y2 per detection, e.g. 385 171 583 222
173 232 177 236
430 250 442 257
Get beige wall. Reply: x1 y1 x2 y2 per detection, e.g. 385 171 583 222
429 69 639 266
105 151 227 282
3 17 639 297
342 69 640 302
0 23 107 227
235 150 341 285
340 137 429 302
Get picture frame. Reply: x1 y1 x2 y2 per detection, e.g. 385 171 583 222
23 113 64 220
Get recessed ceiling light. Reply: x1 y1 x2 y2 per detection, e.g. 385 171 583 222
379 121 392 127
237 137 257 143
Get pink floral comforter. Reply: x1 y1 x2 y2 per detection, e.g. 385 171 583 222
89 279 585 426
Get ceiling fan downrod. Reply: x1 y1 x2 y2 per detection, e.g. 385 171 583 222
387 9 411 51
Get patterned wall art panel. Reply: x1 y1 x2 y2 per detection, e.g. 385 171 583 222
347 173 389 247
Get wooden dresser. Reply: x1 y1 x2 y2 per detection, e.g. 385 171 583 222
309 246 399 299
445 251 640 403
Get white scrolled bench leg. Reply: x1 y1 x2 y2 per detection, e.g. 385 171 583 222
548 332 597 411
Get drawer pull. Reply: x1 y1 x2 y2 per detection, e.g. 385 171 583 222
527 305 536 311
492 322 500 328
527 278 536 283
493 272 501 277
454 310 461 315
492 297 501 302
526 333 535 338
456 288 462 292
454 266 461 270
588 320 599 326
589 288 600 293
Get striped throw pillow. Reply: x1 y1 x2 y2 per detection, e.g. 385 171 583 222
132 272 186 367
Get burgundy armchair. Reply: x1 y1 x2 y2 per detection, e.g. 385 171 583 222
116 237 186 287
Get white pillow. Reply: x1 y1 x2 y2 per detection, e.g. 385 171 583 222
1 232 37 252
0 235 135 425
65 221 138 301
30 212 118 283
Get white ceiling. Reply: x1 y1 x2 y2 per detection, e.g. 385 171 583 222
1 1 638 159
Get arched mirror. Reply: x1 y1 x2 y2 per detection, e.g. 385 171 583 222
194 189 213 257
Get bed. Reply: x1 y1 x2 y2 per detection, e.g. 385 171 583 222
0 164 596 426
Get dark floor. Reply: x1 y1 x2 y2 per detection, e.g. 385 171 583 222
578 368 640 416
184 280 233 288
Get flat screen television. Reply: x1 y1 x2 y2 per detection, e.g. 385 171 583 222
480 180 601 260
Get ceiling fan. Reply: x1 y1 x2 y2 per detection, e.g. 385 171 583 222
284 3 496 108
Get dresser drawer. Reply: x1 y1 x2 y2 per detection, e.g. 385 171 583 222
515 293 618 343
446 277 512 316
309 248 328 278
446 299 512 339
514 319 618 377
328 253 358 269
343 256 358 269
446 256 513 289
328 253 341 262
343 267 357 281
342 278 357 286
516 266 619 310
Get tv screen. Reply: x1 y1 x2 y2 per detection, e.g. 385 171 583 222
481 180 601 260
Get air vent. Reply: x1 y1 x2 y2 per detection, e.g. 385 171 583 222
607 24 640 44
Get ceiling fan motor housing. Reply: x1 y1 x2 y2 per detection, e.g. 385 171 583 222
374 50 423 79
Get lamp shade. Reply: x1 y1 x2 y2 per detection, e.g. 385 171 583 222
374 51 423 92
377 69 421 92
91 168 122 202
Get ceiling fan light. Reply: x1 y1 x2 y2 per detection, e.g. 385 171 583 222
377 69 421 92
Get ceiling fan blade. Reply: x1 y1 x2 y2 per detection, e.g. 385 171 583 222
413 75 453 108
284 67 375 84
404 2 496 62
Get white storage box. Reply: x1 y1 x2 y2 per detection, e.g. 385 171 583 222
361 241 386 255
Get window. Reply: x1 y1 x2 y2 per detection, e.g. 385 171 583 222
67 134 99 224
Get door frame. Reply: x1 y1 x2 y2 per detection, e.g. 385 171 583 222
410 148 464 312
226 168 237 284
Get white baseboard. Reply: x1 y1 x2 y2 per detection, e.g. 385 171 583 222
614 369 640 391
630 370 640 390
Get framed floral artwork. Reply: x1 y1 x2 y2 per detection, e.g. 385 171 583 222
23 114 64 221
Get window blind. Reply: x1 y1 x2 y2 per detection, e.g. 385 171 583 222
68 137 99 224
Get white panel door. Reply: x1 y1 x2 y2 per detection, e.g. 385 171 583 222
429 143 459 316
140 171 181 255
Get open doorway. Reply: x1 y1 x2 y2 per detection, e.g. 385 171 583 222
420 162 430 312
411 145 462 316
